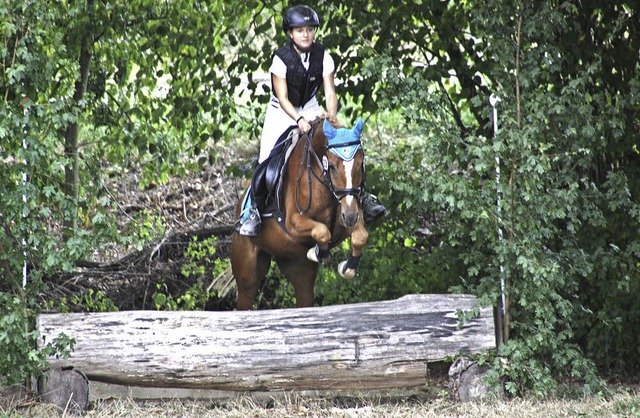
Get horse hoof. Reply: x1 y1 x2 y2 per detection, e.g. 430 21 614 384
307 246 320 263
338 261 356 279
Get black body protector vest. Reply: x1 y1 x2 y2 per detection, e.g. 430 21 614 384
273 42 325 108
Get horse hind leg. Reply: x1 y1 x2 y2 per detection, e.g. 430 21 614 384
232 243 271 310
277 257 319 308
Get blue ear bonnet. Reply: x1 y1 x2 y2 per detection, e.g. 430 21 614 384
323 118 364 161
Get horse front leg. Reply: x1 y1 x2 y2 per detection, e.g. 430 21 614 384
288 214 332 263
338 221 369 279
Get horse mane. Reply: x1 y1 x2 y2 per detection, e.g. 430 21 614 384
312 116 344 130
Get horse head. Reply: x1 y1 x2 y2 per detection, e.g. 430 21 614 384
320 118 365 228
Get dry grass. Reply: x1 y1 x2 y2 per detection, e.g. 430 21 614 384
5 389 640 418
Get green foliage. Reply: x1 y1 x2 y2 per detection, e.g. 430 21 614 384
1 0 261 384
267 268 298 310
613 390 640 417
152 283 181 311
316 222 450 305
181 236 228 280
347 0 639 396
0 292 75 386
71 289 119 313
152 282 214 311
153 236 230 311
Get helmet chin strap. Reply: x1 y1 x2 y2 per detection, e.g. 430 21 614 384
291 39 312 55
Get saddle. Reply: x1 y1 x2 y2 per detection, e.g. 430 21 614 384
240 126 300 222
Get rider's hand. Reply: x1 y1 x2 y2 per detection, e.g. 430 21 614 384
297 117 311 134
325 113 339 126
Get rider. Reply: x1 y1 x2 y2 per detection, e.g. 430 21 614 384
238 5 387 237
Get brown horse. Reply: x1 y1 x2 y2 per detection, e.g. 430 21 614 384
231 117 369 309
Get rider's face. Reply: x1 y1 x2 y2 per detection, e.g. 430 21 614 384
289 26 316 50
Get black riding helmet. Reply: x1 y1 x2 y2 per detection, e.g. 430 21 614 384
282 5 320 33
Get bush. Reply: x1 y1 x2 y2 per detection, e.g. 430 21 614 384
0 292 74 386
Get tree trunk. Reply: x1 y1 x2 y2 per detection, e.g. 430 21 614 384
38 294 495 392
63 0 93 238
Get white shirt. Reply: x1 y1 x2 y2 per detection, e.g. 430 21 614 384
258 48 335 163
269 50 335 79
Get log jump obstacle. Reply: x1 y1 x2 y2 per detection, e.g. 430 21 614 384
38 294 495 393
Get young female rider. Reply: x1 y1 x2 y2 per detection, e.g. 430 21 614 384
238 5 386 236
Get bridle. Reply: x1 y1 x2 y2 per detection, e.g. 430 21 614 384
295 127 364 215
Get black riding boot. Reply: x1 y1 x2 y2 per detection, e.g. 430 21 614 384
237 160 269 237
361 192 388 223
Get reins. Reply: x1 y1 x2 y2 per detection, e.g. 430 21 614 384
294 126 325 215
295 123 364 215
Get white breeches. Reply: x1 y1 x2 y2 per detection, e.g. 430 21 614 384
258 97 325 163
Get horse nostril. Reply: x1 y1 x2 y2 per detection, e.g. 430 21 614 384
342 211 359 228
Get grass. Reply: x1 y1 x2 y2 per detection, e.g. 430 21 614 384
4 388 640 418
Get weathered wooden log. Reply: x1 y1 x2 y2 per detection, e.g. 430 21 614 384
38 368 90 412
38 294 495 392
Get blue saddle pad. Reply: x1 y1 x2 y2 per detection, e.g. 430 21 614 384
239 185 253 224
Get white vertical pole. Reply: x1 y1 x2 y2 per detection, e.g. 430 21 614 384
22 98 29 289
489 94 505 320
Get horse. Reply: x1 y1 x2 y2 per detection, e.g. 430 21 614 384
231 117 369 309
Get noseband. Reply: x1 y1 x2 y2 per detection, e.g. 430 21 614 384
325 140 364 201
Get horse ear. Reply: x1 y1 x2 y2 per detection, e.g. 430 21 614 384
353 118 364 139
323 118 337 139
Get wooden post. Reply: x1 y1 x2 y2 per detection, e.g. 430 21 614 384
38 294 494 392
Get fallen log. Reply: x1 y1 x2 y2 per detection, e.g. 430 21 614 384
38 294 495 392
